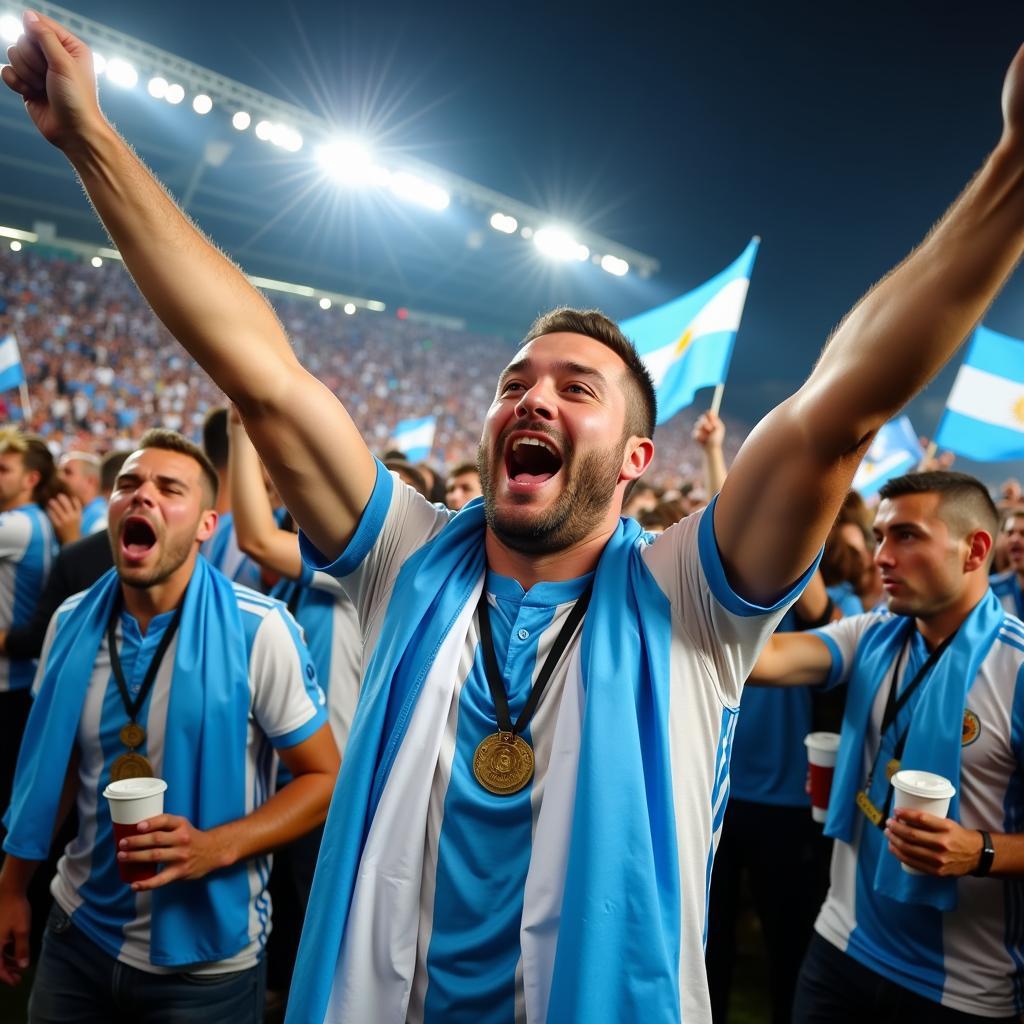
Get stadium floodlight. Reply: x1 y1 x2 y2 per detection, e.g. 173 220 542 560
270 124 302 152
319 297 331 310
232 111 251 131
489 212 518 235
147 76 168 99
165 83 185 105
344 302 356 315
389 171 450 212
0 13 22 42
91 256 103 268
254 120 273 141
92 51 107 75
9 240 22 252
534 226 586 261
105 58 138 89
192 94 213 115
601 254 629 277
315 138 385 186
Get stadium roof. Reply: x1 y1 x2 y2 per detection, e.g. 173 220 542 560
0 1 663 337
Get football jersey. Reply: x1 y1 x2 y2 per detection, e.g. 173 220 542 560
991 570 1024 619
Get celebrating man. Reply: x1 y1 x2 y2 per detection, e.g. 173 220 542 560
0 431 339 1022
4 13 1024 1020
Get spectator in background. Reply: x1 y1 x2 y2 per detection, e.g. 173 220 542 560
58 450 105 534
991 507 1024 617
416 462 448 505
444 461 482 511
0 427 58 827
382 457 430 498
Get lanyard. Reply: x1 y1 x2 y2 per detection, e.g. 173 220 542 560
861 628 956 825
476 582 593 738
107 595 184 724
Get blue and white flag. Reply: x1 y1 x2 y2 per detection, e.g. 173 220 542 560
0 335 25 392
852 415 924 497
391 415 436 462
622 238 759 425
934 326 1024 462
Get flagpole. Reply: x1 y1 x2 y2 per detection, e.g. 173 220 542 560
709 384 725 417
920 440 937 469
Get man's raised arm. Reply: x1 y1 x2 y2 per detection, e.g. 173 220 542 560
715 44 1024 604
1 11 375 559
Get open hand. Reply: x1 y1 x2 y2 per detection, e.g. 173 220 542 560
1 10 107 150
47 492 82 544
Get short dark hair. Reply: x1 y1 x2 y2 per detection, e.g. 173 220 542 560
100 449 130 494
448 461 479 479
136 429 220 509
878 471 999 546
523 307 657 439
201 406 229 471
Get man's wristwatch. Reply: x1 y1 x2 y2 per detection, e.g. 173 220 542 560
970 829 995 877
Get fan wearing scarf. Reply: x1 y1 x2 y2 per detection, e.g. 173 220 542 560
0 430 340 1023
749 471 1024 1022
6 12 1024 1022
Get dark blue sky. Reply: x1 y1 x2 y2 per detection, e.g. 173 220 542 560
10 1 1024 477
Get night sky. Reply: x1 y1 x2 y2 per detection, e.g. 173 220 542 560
6 0 1024 479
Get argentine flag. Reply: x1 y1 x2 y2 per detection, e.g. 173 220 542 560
0 335 25 392
621 237 759 425
853 415 924 497
391 415 436 462
934 326 1024 461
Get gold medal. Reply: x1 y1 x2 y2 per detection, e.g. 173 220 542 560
856 789 883 827
885 758 901 781
110 752 154 782
119 722 146 749
473 732 535 796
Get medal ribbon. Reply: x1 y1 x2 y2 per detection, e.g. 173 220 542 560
860 628 957 828
107 594 184 730
477 581 594 737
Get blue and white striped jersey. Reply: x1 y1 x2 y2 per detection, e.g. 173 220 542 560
80 496 108 537
309 473 810 1024
39 581 326 974
992 570 1024 619
201 511 264 593
812 610 1024 1017
0 503 56 692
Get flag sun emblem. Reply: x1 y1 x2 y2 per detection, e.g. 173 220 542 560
962 709 981 747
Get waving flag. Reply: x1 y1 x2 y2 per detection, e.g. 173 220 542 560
0 335 25 392
391 415 436 462
934 326 1024 461
853 415 924 497
621 238 759 425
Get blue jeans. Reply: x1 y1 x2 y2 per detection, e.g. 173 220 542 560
793 933 1019 1024
28 904 267 1024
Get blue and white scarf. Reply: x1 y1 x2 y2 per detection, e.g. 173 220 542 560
287 500 682 1022
826 590 1005 911
3 557 255 966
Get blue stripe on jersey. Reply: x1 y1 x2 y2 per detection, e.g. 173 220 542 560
703 706 739 947
1004 663 1024 1011
1000 633 1024 656
269 604 324 749
10 506 54 689
421 574 586 1023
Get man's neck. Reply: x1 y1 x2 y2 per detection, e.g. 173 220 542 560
120 561 196 634
916 587 988 651
484 526 613 590
0 491 31 513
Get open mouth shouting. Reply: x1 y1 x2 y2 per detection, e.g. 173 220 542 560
120 515 159 564
503 433 565 493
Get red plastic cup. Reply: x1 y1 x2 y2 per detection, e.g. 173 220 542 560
804 732 841 823
102 778 167 884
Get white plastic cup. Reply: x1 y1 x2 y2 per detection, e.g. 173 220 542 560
890 769 956 876
102 778 167 883
804 732 841 823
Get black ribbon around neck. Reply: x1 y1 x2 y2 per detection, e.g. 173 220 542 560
476 582 593 738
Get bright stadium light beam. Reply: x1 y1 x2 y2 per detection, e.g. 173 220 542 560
91 256 103 268
165 83 185 105
0 13 22 42
489 212 518 234
319 297 331 310
232 111 251 131
344 303 356 315
534 226 585 261
601 254 630 277
147 76 168 99
315 138 382 186
389 171 450 211
105 58 138 89
254 120 273 141
192 94 213 115
9 241 22 252
92 51 107 75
